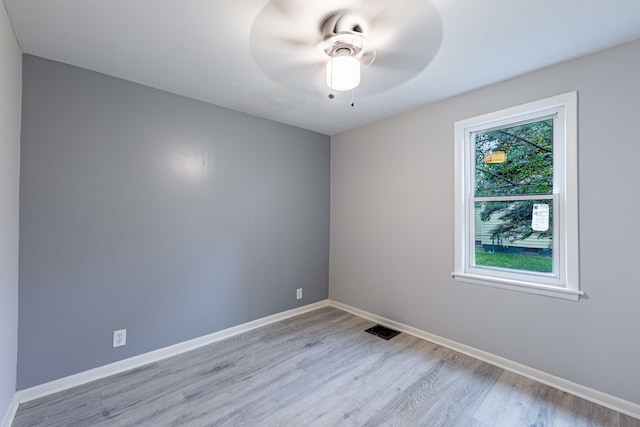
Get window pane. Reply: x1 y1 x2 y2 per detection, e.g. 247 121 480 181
475 119 553 197
474 200 553 273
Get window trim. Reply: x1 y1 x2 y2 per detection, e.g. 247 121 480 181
453 92 581 301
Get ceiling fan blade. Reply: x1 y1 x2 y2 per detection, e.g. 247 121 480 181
365 0 398 26
269 0 299 22
250 0 322 48
357 0 442 95
373 47 439 72
269 62 327 94
271 62 325 80
274 37 317 49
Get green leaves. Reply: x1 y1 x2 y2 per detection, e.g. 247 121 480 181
475 119 553 243
475 119 553 197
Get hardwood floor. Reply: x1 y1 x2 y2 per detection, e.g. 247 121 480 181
12 307 640 426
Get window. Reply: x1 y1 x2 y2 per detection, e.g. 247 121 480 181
453 92 581 300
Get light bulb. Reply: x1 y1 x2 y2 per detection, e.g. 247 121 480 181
326 56 360 91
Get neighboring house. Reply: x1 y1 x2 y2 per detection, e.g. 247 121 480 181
475 209 552 255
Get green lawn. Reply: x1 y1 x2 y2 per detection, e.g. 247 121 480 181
475 251 552 273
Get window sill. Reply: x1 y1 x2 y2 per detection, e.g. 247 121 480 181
452 272 583 301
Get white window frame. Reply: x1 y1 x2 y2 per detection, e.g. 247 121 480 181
453 92 581 301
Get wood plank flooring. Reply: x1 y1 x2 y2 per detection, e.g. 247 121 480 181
12 307 640 426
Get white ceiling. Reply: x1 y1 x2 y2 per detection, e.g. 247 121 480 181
4 0 640 135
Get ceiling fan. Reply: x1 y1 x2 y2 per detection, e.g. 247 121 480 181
250 0 442 101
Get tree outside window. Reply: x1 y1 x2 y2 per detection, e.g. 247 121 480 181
473 118 554 273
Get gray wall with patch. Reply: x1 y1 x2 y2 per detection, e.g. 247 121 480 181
330 39 640 405
18 55 330 389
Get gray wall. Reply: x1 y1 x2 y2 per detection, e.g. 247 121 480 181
18 55 329 389
0 3 21 420
330 39 640 405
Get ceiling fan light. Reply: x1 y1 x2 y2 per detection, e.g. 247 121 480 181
326 56 361 91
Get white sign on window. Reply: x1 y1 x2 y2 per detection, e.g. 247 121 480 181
532 203 549 232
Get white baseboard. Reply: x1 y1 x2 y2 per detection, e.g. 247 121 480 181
12 299 640 421
328 300 640 420
0 395 19 427
16 300 330 404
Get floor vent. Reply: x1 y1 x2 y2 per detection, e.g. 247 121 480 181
365 325 401 340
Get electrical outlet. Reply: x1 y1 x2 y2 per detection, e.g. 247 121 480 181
296 288 302 300
113 329 127 348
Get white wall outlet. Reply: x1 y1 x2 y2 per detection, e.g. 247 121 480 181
296 288 302 300
113 329 127 348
